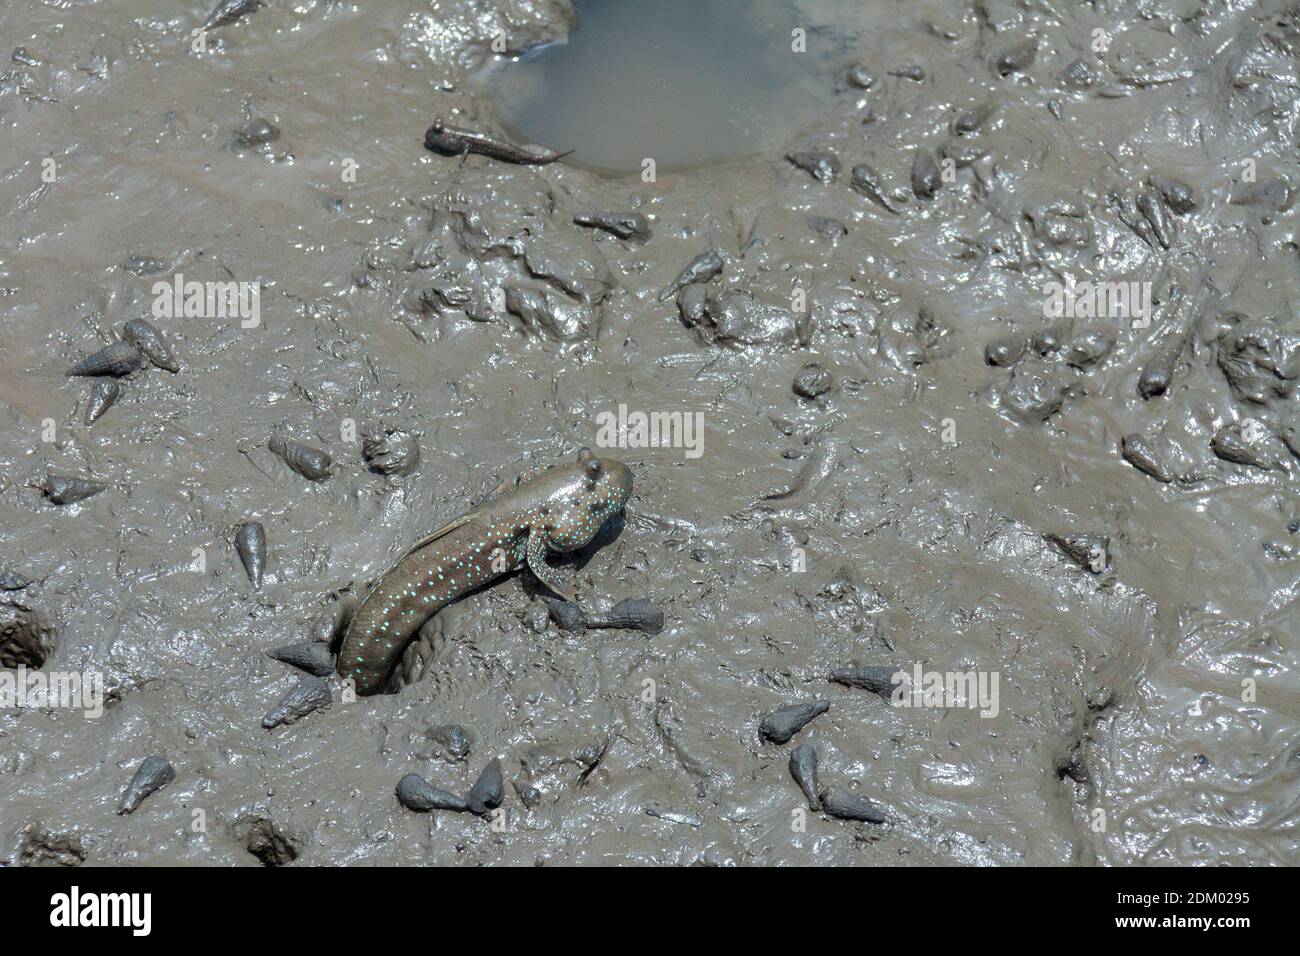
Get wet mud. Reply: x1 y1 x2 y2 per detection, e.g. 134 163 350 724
0 0 1297 866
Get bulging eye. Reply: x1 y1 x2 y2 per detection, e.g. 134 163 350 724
579 446 601 478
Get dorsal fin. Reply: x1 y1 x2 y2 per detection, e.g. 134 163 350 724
363 509 490 598
401 509 482 556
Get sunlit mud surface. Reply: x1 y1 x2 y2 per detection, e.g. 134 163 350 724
0 0 1296 865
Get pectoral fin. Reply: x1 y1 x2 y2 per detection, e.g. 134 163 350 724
525 526 579 604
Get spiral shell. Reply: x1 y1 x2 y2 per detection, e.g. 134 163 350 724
85 379 120 425
261 674 330 729
123 319 180 373
117 756 175 815
66 341 146 377
268 435 332 481
42 475 106 505
234 521 266 588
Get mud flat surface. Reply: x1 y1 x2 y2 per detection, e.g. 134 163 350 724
0 0 1297 866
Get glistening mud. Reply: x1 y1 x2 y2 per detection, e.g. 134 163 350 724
0 0 1296 868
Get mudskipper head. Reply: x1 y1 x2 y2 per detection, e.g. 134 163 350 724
580 446 633 517
423 118 451 152
543 447 633 552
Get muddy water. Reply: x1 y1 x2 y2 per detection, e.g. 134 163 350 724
488 0 850 172
0 0 1297 866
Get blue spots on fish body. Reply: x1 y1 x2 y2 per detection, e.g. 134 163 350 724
337 450 633 695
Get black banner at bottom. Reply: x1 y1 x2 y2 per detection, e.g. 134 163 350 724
2 865 1276 941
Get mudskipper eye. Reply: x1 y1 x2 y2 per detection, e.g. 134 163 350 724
579 446 601 478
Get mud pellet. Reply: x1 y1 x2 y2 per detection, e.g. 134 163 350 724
1216 320 1294 404
547 599 588 631
952 105 994 135
889 65 924 81
65 340 146 377
573 211 652 243
235 118 280 148
789 743 820 810
676 283 710 329
1065 330 1115 369
793 362 833 398
261 674 331 729
759 699 829 745
1211 424 1283 471
578 736 612 776
850 163 900 214
1046 533 1110 573
658 249 724 302
786 149 841 184
396 774 468 813
268 435 332 481
84 379 120 425
1139 337 1185 398
117 756 175 815
1032 320 1072 356
267 641 336 677
590 597 664 634
1059 751 1089 784
466 758 504 815
123 318 180 372
1061 59 1097 90
1110 190 1158 246
306 612 337 645
993 39 1037 77
845 64 875 89
911 149 941 200
234 521 266 589
1121 433 1175 483
513 780 542 809
430 724 472 761
1000 365 1073 424
819 787 887 824
985 335 1026 367
830 665 902 700
916 307 946 349
1148 175 1196 214
361 428 419 477
0 571 31 590
1264 539 1298 560
1136 187 1174 249
42 475 105 505
807 215 847 240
